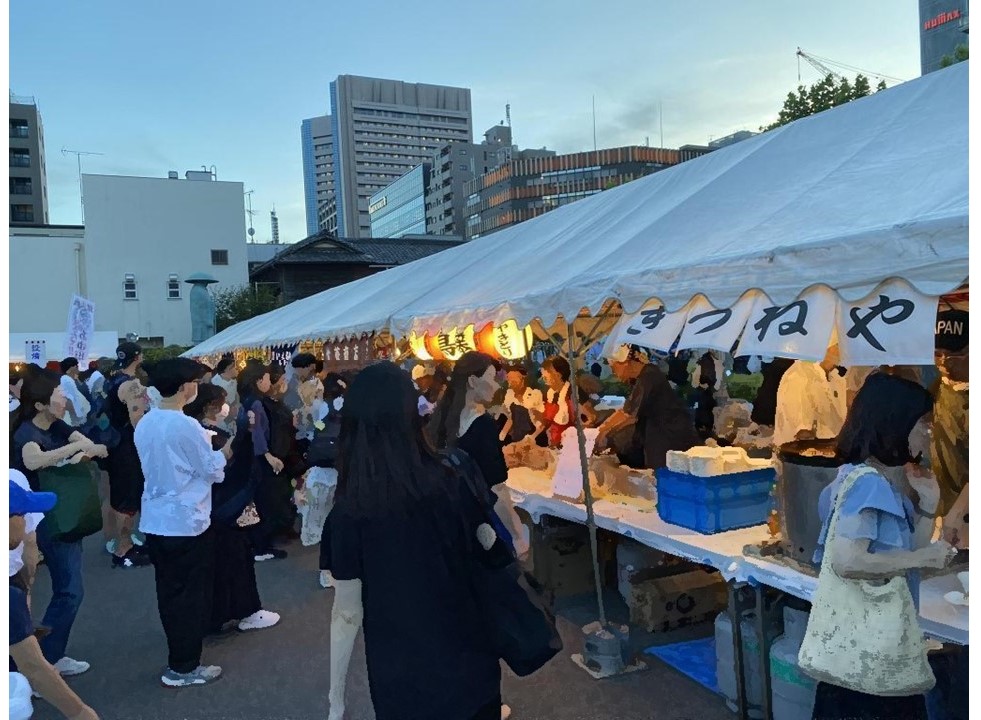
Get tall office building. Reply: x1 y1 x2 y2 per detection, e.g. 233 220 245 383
9 96 49 225
300 115 334 236
329 75 473 237
919 0 969 74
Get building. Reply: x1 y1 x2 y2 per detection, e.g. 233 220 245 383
247 243 287 273
300 115 334 236
920 0 969 74
9 96 49 226
368 162 431 238
709 131 759 149
8 171 250 347
463 146 700 240
250 231 463 305
425 125 515 236
329 75 473 238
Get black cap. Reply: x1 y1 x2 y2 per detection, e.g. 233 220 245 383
115 341 142 368
936 309 968 353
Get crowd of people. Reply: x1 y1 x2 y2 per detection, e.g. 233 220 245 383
6 327 970 719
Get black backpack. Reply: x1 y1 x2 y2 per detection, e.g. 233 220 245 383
305 403 342 468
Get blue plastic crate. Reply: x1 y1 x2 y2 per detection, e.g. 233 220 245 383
655 467 776 534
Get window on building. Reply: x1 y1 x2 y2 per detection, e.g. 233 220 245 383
9 120 28 139
123 274 138 300
167 274 181 299
9 148 30 168
10 204 34 222
211 249 229 266
459 164 469 171
9 177 32 195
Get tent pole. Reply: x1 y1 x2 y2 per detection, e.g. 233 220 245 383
564 320 607 626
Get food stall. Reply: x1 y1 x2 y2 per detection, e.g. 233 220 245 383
183 63 968 720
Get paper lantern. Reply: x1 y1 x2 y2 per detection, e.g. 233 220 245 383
493 320 533 360
409 332 433 361
475 323 499 357
423 333 446 362
432 325 477 362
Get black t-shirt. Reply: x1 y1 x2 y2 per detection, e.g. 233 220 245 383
624 364 699 470
12 419 75 490
325 457 502 720
457 412 508 489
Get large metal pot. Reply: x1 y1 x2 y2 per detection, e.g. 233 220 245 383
777 439 843 566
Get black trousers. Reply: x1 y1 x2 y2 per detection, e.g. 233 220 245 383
248 463 294 554
211 522 261 630
146 528 216 674
813 682 927 720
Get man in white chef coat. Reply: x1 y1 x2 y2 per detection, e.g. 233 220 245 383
773 345 849 449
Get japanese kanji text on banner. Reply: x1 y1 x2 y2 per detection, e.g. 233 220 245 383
64 295 96 362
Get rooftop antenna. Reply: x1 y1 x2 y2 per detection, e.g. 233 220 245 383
270 206 280 245
505 103 511 128
592 96 597 152
244 189 256 243
61 147 104 221
658 101 664 148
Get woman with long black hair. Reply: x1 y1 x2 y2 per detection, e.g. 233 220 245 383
322 362 504 720
801 372 956 720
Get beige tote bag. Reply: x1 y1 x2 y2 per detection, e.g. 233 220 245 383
798 464 935 697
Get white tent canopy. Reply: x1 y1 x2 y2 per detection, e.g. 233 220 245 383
186 62 968 357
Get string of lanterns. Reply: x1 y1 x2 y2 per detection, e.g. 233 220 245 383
409 320 536 362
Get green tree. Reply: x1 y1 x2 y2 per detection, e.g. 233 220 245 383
940 44 969 68
213 284 281 332
762 74 887 131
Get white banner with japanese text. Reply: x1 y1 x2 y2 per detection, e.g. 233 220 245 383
64 295 96 362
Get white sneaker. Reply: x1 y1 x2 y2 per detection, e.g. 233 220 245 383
54 657 91 676
254 553 275 562
238 610 281 631
501 705 512 720
319 570 334 588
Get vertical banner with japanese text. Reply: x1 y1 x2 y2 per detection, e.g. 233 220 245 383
25 339 47 367
64 295 96 362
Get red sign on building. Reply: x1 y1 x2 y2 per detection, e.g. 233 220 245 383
923 9 961 30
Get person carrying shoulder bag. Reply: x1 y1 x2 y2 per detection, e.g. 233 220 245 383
799 373 957 720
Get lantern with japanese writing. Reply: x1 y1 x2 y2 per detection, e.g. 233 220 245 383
493 320 534 360
423 333 446 362
433 325 477 362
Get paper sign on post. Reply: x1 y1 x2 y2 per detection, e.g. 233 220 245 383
64 295 96 362
551 427 598 500
25 339 46 367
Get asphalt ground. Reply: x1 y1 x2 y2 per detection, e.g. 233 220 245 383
29 535 734 720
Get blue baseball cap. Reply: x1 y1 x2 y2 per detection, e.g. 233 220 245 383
9 480 57 516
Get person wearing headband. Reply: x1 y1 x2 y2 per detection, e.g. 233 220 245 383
596 344 699 470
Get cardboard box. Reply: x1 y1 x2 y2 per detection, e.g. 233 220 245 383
627 569 727 633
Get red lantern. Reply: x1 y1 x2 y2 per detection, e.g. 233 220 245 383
475 323 498 357
423 333 446 361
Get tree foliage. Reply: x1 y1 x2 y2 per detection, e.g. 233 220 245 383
762 74 887 132
213 284 281 332
940 44 969 68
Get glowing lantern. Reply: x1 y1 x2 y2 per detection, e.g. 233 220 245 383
409 332 433 361
475 323 499 357
423 333 446 361
432 325 477 362
493 320 535 360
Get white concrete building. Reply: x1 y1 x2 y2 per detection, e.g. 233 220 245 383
8 171 249 348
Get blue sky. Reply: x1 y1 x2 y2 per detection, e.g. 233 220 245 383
10 0 921 244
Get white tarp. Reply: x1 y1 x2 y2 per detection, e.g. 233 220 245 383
186 62 967 357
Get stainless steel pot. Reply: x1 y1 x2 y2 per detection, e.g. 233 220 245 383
777 440 842 566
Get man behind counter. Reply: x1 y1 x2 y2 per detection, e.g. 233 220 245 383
595 344 700 470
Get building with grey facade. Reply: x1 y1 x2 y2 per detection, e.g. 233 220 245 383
463 145 707 240
9 96 49 226
368 162 431 238
920 0 969 74
329 75 473 238
300 115 334 236
425 125 514 236
709 130 759 149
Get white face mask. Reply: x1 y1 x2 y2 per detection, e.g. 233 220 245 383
216 403 230 423
184 383 199 406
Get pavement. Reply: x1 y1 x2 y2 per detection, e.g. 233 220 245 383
29 535 734 720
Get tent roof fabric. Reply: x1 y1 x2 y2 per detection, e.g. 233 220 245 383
186 62 968 356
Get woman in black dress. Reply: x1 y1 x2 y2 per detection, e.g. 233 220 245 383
184 384 280 634
323 362 504 720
